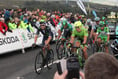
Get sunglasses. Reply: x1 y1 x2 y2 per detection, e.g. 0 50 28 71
75 27 80 29
40 24 46 26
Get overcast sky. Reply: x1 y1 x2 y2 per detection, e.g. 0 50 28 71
89 0 118 6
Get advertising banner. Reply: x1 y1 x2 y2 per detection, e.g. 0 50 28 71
0 28 43 54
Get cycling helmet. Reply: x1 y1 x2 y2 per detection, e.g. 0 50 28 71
87 19 91 23
60 18 66 23
102 16 106 20
62 20 68 26
74 21 82 28
94 17 100 21
99 21 105 27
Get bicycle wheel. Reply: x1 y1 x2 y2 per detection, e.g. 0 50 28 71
93 42 99 53
65 47 72 58
56 40 61 53
34 51 44 74
57 43 65 59
47 49 54 67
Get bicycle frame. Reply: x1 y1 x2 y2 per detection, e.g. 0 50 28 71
68 46 84 67
76 47 84 67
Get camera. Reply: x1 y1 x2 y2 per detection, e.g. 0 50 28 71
57 57 80 79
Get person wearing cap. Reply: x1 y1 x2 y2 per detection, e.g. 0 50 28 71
95 21 110 53
57 20 73 41
34 21 53 47
70 21 88 60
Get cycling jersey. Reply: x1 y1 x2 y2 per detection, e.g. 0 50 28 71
72 27 88 39
85 21 94 31
96 27 109 42
60 23 73 32
92 22 99 32
72 26 88 48
60 23 73 39
36 27 53 45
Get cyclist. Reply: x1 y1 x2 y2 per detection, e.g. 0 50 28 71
33 21 53 68
57 20 73 41
102 16 108 27
92 17 100 39
34 21 53 49
70 21 88 60
95 21 110 53
85 19 95 46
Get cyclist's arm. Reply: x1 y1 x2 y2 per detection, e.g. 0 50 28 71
57 29 62 39
83 29 88 44
107 27 110 42
95 28 99 41
45 36 52 45
95 33 98 41
70 36 75 44
83 36 88 44
90 29 94 38
107 34 110 42
45 29 53 45
90 22 95 38
70 30 75 43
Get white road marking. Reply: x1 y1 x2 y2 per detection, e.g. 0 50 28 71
37 59 60 71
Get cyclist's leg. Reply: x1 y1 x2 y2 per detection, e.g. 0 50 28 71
42 37 46 54
104 37 109 53
75 40 81 54
82 45 88 60
97 37 102 46
93 32 96 43
80 38 88 60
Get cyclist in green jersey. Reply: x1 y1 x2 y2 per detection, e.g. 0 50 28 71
57 20 73 40
70 21 88 59
102 16 108 27
95 21 110 53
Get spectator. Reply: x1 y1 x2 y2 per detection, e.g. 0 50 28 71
8 18 17 30
4 9 11 23
53 53 118 79
50 14 57 27
85 53 118 79
54 70 85 79
0 18 8 35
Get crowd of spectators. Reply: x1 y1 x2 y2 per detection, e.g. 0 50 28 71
0 8 85 36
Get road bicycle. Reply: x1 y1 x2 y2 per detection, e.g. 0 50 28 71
34 45 54 74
